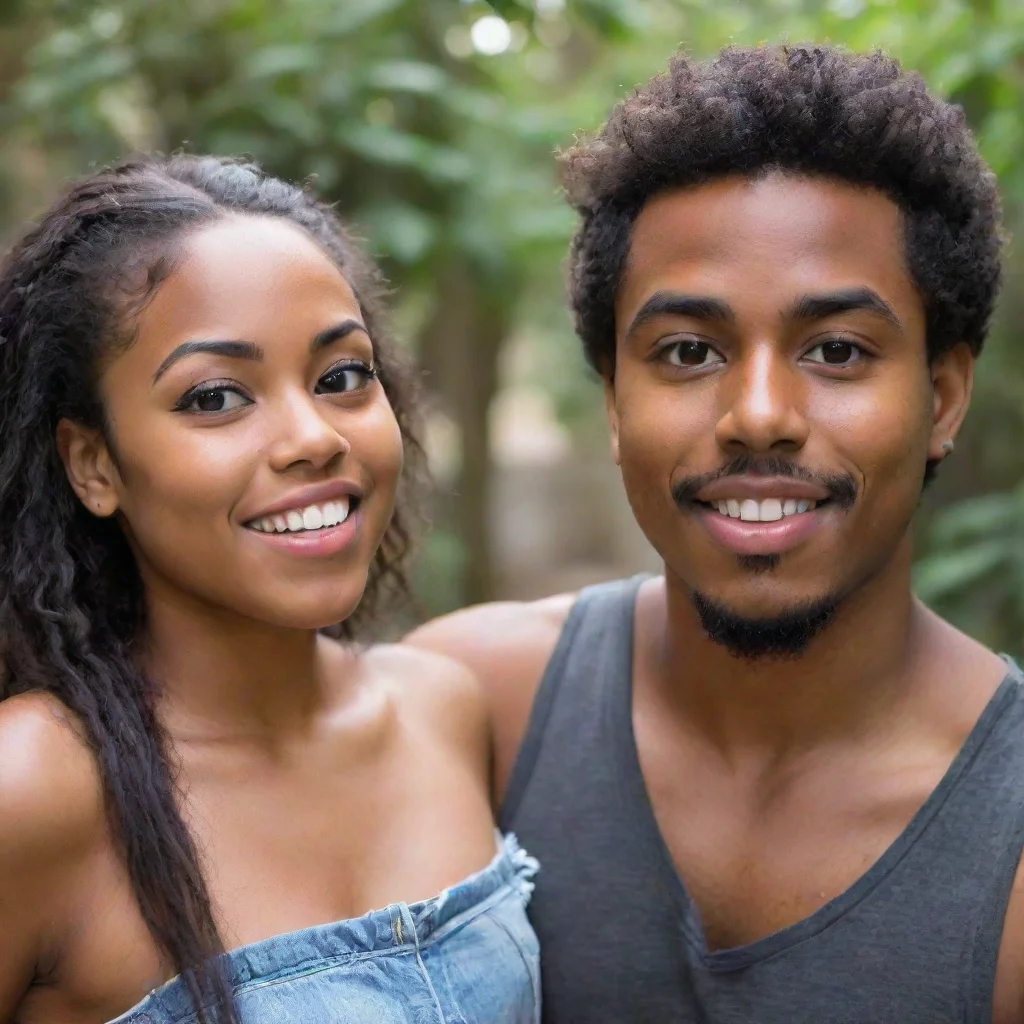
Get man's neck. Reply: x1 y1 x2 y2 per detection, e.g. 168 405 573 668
645 541 933 760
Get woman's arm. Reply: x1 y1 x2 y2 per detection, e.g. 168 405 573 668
0 695 102 1021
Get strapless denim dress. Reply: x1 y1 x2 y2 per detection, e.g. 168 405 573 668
107 834 540 1024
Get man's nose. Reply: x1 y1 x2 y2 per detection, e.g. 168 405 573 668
714 342 810 455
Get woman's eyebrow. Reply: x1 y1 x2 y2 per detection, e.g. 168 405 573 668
152 340 262 385
151 320 371 386
310 319 369 353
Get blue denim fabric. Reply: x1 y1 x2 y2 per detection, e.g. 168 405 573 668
107 834 540 1024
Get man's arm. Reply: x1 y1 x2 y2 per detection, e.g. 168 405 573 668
992 853 1024 1023
403 594 575 807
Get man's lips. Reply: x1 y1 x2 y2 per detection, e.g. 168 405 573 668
695 475 831 504
692 499 830 556
674 464 856 557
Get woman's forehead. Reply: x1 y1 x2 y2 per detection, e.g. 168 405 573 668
122 217 364 362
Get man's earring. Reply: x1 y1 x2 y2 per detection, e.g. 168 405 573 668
941 439 955 455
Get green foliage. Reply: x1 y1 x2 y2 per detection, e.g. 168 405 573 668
1 0 565 284
916 483 1024 653
0 0 1022 638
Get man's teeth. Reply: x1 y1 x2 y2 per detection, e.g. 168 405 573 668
712 498 816 521
250 499 350 533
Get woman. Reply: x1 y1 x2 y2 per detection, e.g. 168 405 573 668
0 155 539 1024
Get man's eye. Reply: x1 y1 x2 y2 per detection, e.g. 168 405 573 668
179 387 251 413
316 362 377 395
804 340 864 366
662 341 725 368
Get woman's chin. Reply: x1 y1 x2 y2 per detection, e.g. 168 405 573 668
241 580 370 633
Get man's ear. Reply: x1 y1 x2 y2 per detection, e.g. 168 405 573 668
603 375 621 466
55 418 121 517
927 342 974 462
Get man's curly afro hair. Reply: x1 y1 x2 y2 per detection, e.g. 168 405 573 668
562 44 1003 377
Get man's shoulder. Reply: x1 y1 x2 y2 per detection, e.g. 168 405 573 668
403 591 578 689
404 593 578 803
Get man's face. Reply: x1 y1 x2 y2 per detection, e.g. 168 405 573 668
608 173 972 639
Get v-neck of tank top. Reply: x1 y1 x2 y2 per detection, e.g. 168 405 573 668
609 583 1021 973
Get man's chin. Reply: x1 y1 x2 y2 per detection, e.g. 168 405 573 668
691 589 840 661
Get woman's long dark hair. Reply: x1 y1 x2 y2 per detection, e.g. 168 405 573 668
0 155 422 1021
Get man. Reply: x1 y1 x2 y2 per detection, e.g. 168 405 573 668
407 44 1024 1022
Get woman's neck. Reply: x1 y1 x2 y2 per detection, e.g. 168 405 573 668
139 574 352 745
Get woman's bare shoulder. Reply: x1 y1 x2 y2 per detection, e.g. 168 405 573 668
0 694 107 1010
360 644 489 759
0 693 105 863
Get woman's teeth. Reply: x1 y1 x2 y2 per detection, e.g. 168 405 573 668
710 498 817 522
249 499 350 534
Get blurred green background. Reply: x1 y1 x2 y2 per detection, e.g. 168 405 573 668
1 0 1021 656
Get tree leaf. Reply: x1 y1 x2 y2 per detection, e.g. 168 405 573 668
243 44 319 80
928 490 1020 545
915 540 1013 601
321 0 406 37
360 200 438 263
484 0 531 19
340 122 474 183
365 60 449 95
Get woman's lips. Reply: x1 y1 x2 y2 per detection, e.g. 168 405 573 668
243 507 361 558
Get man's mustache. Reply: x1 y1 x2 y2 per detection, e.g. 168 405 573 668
670 454 858 511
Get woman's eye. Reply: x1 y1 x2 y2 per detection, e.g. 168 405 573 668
316 363 376 395
661 340 725 368
179 387 251 414
804 339 864 366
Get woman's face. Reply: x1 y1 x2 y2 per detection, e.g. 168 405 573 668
61 214 404 630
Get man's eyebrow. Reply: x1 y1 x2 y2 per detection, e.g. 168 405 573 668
625 292 736 337
786 287 903 329
152 340 262 385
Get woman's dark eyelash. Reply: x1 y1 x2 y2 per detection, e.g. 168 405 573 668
320 361 378 383
173 363 377 410
173 381 243 411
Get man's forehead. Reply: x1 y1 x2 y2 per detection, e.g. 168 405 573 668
617 173 917 328
631 174 902 259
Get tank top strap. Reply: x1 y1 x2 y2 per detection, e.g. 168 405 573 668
499 574 647 826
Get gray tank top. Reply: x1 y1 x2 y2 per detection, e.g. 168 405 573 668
499 575 1024 1023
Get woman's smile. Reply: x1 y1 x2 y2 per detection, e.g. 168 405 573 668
240 478 364 557
92 214 405 630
